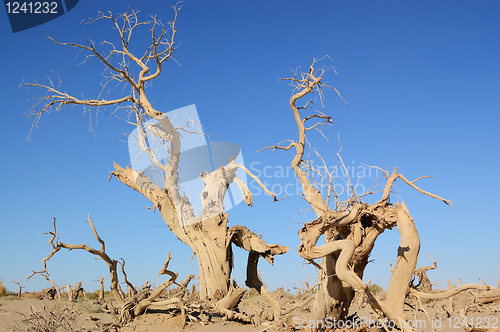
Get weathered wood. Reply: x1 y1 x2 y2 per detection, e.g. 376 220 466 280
476 289 500 304
385 202 420 322
264 61 457 331
413 254 438 292
72 281 83 301
98 278 104 302
66 285 73 302
216 280 246 310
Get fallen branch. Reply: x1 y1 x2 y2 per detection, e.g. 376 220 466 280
412 284 494 300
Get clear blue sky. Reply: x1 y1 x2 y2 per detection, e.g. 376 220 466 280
1 1 499 294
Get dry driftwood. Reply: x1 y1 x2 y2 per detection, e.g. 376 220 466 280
476 289 500 305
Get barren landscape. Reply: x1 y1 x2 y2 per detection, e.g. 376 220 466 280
1 1 499 332
1 286 500 331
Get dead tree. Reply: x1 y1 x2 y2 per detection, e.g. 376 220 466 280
28 216 178 324
11 280 24 298
30 217 261 326
24 6 287 306
412 254 438 292
28 217 124 302
263 59 496 331
69 281 85 301
174 273 196 299
97 277 104 302
43 287 57 300
39 273 62 301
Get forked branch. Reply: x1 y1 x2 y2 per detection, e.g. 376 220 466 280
370 166 453 206
27 217 61 280
23 5 182 136
29 216 125 304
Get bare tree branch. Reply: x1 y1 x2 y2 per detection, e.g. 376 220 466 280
120 258 137 297
29 216 125 304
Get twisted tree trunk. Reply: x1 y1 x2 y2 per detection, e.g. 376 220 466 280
23 5 286 306
111 159 288 301
184 214 233 300
264 61 456 331
385 202 420 321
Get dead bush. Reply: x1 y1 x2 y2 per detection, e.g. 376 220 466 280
12 304 83 332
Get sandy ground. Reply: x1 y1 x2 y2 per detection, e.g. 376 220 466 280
1 294 499 332
0 297 276 332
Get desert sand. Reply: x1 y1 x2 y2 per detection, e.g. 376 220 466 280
1 290 499 332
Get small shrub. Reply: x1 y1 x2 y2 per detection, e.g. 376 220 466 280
0 277 7 296
78 301 104 313
369 283 383 294
1 294 18 300
86 290 100 300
